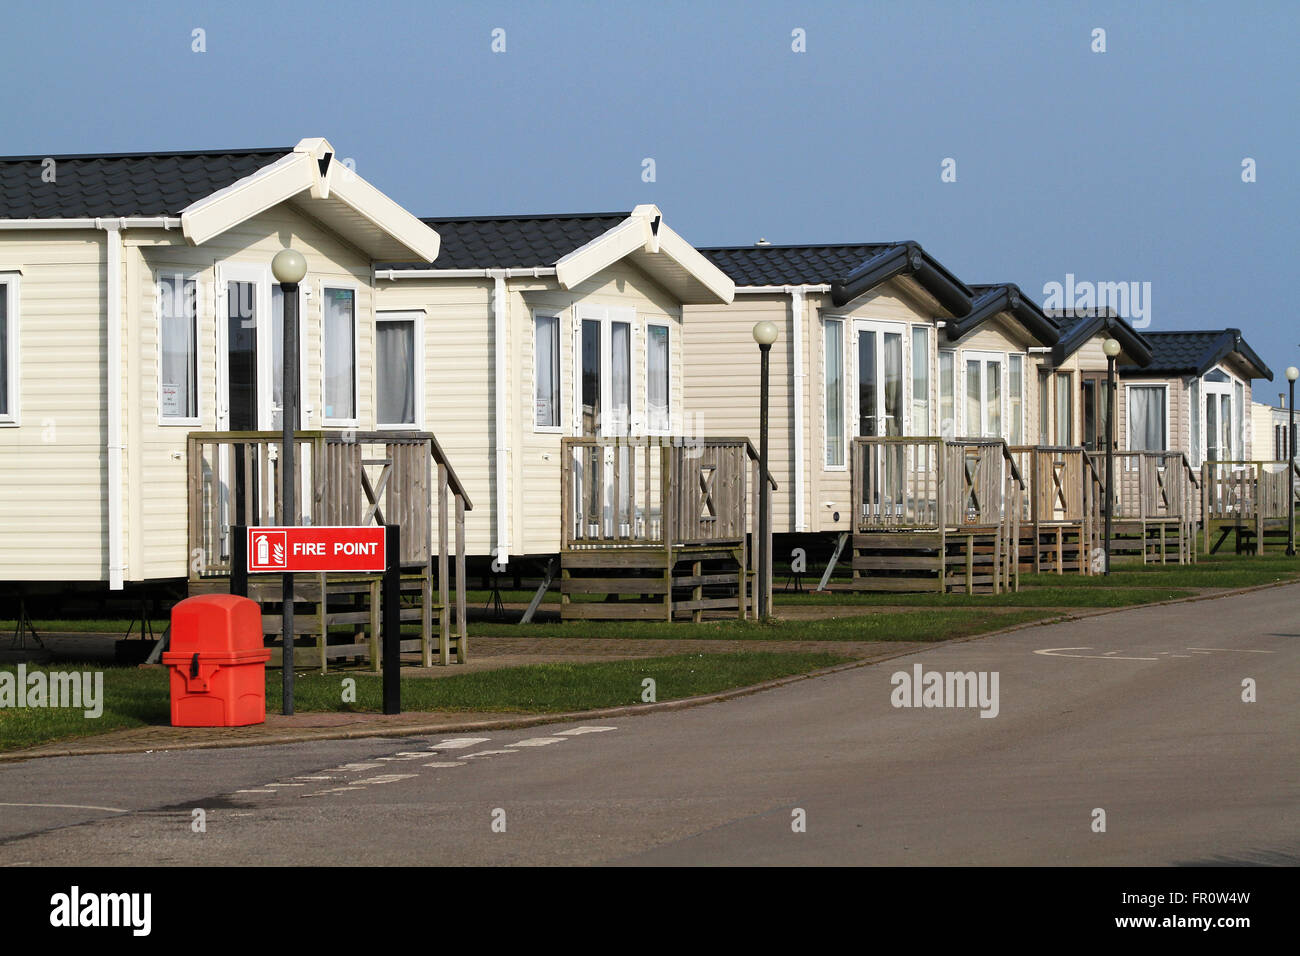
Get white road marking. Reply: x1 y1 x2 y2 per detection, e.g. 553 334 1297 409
512 737 567 747
377 753 427 761
1186 647 1275 653
331 762 385 771
0 802 128 813
462 749 518 759
293 776 335 781
424 761 467 768
555 726 617 735
266 783 304 788
356 774 417 785
429 737 492 749
235 790 276 795
1035 647 1159 661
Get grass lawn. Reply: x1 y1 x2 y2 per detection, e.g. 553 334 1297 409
772 587 1194 608
0 652 850 752
464 607 1056 641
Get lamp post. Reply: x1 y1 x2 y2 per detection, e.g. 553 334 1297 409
752 320 778 617
271 248 307 715
1102 337 1121 575
1287 366 1298 557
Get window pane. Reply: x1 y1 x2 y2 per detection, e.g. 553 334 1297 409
1128 385 1166 451
159 273 198 419
883 332 902 436
647 324 669 432
859 331 877 437
611 321 631 434
1009 355 1022 445
966 360 981 437
939 351 954 439
581 319 601 436
824 320 843 465
270 286 305 430
0 283 9 416
911 328 929 435
377 320 415 425
1206 394 1220 461
1055 374 1072 445
534 314 559 427
1221 394 1232 460
323 288 356 421
986 362 1001 437
1039 372 1050 444
1081 380 1096 451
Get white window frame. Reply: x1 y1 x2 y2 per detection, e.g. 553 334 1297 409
960 350 1009 440
1008 353 1025 446
644 319 671 436
851 317 907 438
938 348 957 441
1123 381 1170 454
531 309 563 433
154 268 201 427
909 324 931 437
0 273 20 426
375 310 423 430
215 261 271 431
1199 367 1240 463
572 303 635 437
320 281 361 428
823 316 847 470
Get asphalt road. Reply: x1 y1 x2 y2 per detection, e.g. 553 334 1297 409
1 585 1297 865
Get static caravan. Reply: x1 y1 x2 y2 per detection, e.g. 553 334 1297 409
1251 397 1293 463
0 138 472 663
373 207 771 621
684 242 1063 592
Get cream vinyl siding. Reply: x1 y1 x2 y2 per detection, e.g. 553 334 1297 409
0 232 108 581
376 259 685 558
127 206 377 581
375 278 495 555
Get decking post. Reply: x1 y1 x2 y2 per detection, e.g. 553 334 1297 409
966 534 974 595
664 443 674 622
317 573 327 675
438 464 451 665
369 577 381 674
456 495 468 662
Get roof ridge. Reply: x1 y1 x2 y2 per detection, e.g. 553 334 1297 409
700 242 898 251
420 211 630 223
0 146 292 163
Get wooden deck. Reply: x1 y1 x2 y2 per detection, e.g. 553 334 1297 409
849 437 1024 594
559 436 773 620
1008 445 1103 575
186 430 472 669
1106 451 1199 564
1200 459 1300 554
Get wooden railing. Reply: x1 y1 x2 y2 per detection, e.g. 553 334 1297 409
1201 460 1300 522
561 436 773 550
1110 451 1198 522
187 429 471 578
1008 446 1102 525
851 437 1025 532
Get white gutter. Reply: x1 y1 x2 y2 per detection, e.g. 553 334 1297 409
102 221 125 590
790 287 806 532
490 271 511 567
734 284 832 294
0 217 181 230
374 266 556 281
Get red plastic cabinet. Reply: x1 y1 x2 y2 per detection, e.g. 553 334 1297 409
162 594 271 727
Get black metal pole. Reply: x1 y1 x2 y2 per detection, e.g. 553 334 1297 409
1104 354 1115 575
231 526 248 598
280 281 298 716
758 343 771 617
1289 378 1296 557
383 525 401 714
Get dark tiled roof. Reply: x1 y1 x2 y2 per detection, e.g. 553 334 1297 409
699 243 897 286
1128 330 1272 379
382 212 630 270
0 148 292 219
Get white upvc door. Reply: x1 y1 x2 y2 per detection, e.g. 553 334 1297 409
961 351 1007 440
851 319 905 439
573 305 636 536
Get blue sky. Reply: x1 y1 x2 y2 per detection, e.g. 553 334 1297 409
6 0 1297 385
